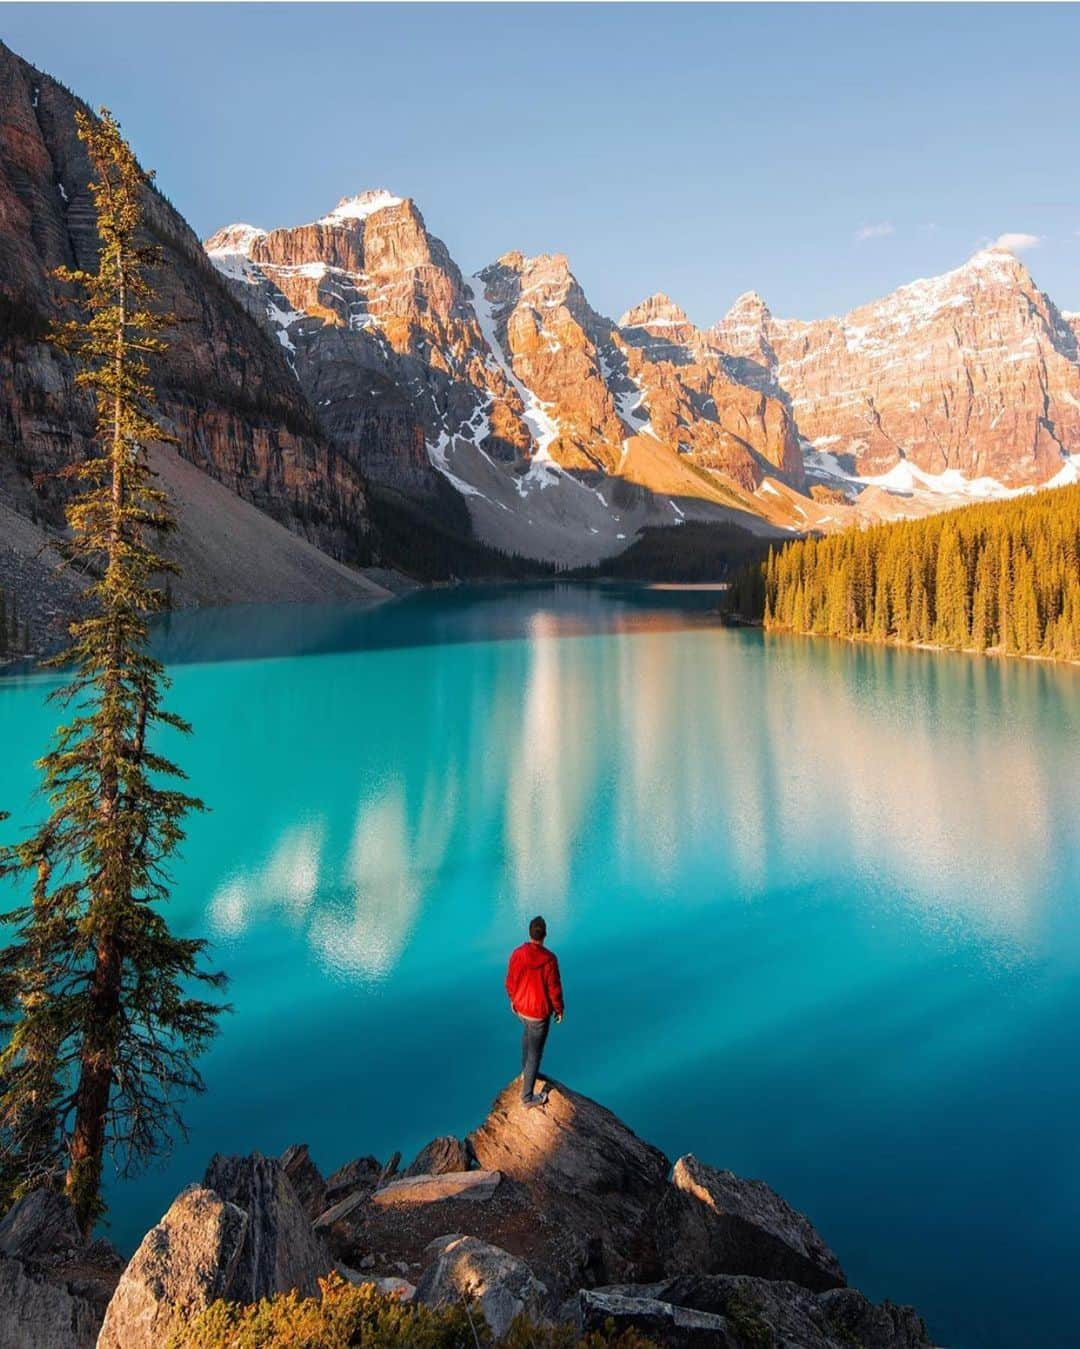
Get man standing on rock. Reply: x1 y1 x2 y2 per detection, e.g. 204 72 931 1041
505 915 564 1107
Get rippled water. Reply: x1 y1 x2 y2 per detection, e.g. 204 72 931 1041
1 585 1078 1347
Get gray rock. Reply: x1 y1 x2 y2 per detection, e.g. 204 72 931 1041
279 1143 328 1221
0 1189 80 1263
590 1275 933 1349
415 1234 549 1338
372 1170 501 1206
468 1078 670 1285
324 1155 381 1205
203 1152 333 1301
657 1154 845 1292
97 1186 248 1349
0 1254 103 1349
577 1288 737 1347
314 1190 370 1230
404 1136 472 1178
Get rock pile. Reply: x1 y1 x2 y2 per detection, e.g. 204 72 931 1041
0 1079 934 1347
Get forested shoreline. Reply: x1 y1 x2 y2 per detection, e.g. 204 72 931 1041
728 483 1080 662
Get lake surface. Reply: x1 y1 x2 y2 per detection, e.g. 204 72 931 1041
1 585 1078 1348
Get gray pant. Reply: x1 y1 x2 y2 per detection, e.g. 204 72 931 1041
520 1015 550 1100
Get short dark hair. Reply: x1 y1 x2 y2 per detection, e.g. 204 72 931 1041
529 915 547 941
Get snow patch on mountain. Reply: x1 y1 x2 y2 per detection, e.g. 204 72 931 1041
319 190 403 224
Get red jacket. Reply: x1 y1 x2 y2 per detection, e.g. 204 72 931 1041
505 941 564 1020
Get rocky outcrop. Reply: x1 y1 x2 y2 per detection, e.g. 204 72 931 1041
279 1144 329 1222
60 1078 931 1348
0 1189 79 1263
202 1152 332 1302
579 1275 931 1349
0 1190 122 1349
403 1135 472 1177
414 1234 549 1338
97 1187 247 1349
656 1154 845 1292
468 1079 670 1285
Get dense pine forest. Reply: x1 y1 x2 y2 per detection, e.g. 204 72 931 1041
734 484 1080 662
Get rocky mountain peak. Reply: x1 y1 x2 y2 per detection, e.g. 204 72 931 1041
619 292 691 331
723 290 772 323
204 222 266 257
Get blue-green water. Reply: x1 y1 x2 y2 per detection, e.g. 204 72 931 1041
1 585 1079 1348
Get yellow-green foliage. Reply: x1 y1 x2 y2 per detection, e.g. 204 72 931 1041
762 484 1080 660
167 1274 656 1349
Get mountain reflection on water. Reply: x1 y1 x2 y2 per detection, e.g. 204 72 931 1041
2 585 1078 1349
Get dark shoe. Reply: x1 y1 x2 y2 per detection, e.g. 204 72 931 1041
521 1092 548 1108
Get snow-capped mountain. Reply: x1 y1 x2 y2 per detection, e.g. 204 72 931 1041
208 196 1080 555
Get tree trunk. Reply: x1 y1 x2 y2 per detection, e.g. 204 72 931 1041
66 932 121 1236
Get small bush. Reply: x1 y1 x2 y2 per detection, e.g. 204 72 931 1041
167 1273 657 1348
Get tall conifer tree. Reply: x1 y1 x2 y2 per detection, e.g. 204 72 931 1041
0 109 225 1234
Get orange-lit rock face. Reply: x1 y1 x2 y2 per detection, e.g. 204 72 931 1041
710 250 1080 487
208 205 803 539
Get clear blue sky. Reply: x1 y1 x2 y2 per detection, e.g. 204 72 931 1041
5 3 1079 323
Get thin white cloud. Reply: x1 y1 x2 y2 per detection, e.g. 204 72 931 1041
992 232 1041 253
854 222 895 243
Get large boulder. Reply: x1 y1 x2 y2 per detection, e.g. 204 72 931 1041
415 1234 549 1338
0 1190 122 1348
0 1255 103 1349
279 1144 328 1222
657 1155 845 1292
468 1080 670 1284
585 1275 932 1349
203 1152 333 1301
404 1136 472 1178
97 1187 248 1349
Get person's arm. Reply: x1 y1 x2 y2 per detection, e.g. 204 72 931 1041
505 950 517 1007
545 954 564 1020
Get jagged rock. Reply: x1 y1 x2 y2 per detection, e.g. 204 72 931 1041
372 1170 501 1206
203 1152 333 1300
0 1254 103 1349
587 1275 932 1349
97 1186 248 1349
324 1155 382 1204
279 1143 328 1221
468 1079 670 1284
404 1135 472 1177
657 1154 845 1292
314 1190 370 1230
415 1234 549 1338
375 1152 402 1188
0 1189 79 1262
577 1288 736 1347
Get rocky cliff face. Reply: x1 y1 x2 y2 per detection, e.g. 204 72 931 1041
0 41 370 575
709 248 1080 491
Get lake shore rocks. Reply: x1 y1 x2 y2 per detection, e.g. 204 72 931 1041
656 1153 846 1291
0 1077 934 1347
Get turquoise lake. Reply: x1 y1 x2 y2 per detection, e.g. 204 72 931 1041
1 585 1078 1348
